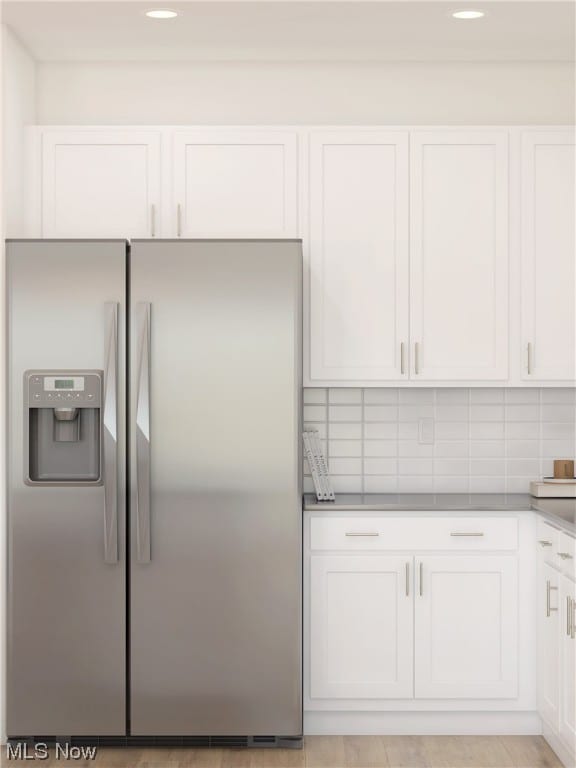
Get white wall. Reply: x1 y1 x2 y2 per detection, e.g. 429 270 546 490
36 60 574 125
2 26 36 235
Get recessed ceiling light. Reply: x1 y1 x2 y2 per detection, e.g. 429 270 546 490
451 9 485 19
145 9 178 19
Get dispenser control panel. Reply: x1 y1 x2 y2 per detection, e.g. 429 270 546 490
26 372 102 407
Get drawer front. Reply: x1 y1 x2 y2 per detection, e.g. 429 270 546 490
536 519 560 566
556 531 576 578
310 515 518 551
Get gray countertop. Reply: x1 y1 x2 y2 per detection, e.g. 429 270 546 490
303 493 576 535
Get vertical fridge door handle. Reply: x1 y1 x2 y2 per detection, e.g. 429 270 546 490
136 302 152 563
103 302 119 564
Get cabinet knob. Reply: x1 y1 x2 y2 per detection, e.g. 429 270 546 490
558 552 573 560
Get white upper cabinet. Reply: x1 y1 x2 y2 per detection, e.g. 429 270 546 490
41 130 161 238
172 130 298 238
410 131 509 381
521 131 576 382
414 555 518 699
310 554 414 700
308 131 409 382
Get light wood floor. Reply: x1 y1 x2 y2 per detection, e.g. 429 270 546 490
1 737 563 768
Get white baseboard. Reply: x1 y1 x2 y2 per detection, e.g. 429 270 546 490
542 724 576 768
304 711 543 736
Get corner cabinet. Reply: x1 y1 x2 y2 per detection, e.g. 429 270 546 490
39 130 162 238
308 131 409 382
409 132 509 381
521 131 576 382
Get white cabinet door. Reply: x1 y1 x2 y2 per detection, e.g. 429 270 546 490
310 555 413 699
172 130 297 237
41 130 161 238
410 131 509 380
308 131 409 382
538 562 561 730
415 555 517 698
521 131 576 381
560 576 576 753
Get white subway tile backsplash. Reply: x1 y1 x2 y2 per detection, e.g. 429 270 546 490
435 422 469 440
541 405 576 422
434 459 469 476
506 459 540 475
364 458 397 475
470 405 505 421
398 440 434 458
506 404 540 422
364 389 398 404
398 458 434 476
365 405 398 422
436 405 469 422
330 423 363 439
329 405 362 422
365 422 398 439
506 440 539 458
308 387 576 494
303 405 326 422
435 441 469 458
470 440 505 458
470 388 505 403
364 476 399 493
329 440 362 458
506 422 539 439
435 389 469 404
505 389 539 404
329 457 362 475
364 440 397 457
470 460 506 476
542 388 576 403
399 405 435 421
304 388 327 404
470 422 505 440
329 388 362 404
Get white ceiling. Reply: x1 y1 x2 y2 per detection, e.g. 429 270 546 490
2 1 574 62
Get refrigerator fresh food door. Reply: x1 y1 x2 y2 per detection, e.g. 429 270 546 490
7 240 127 736
129 240 302 737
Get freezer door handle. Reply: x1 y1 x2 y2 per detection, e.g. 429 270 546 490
103 302 119 564
136 302 152 563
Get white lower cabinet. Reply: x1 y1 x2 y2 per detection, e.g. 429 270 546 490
310 555 413 699
414 556 518 699
536 520 576 766
307 515 524 713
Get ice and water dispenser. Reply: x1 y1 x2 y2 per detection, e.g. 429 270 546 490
25 371 102 484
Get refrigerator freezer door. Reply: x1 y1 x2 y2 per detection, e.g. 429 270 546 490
130 240 302 737
7 240 127 736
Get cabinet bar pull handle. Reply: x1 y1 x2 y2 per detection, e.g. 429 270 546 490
568 596 573 637
414 342 420 375
572 598 575 640
558 552 573 560
345 532 379 537
527 342 533 375
539 540 553 547
546 579 558 617
419 562 423 596
450 532 484 537
151 204 156 237
400 342 406 375
405 562 410 597
177 203 182 237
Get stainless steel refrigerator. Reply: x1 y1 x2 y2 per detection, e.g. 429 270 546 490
7 239 302 747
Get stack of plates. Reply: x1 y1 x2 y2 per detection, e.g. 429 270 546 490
530 478 576 498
